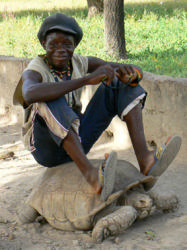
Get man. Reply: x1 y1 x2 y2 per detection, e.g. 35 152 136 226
13 13 181 201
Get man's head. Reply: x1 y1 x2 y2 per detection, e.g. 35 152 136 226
37 13 83 47
38 13 83 71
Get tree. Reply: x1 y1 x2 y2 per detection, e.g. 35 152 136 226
87 0 127 59
104 0 127 59
87 0 104 17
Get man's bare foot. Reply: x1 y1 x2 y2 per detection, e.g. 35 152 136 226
89 167 102 194
89 152 117 199
90 153 109 194
140 151 155 175
142 152 155 175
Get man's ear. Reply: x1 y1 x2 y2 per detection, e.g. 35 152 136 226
41 40 46 50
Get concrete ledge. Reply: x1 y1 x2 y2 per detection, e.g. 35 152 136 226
141 72 187 149
0 55 30 124
0 55 186 155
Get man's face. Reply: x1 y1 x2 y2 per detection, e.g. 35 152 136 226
42 31 75 71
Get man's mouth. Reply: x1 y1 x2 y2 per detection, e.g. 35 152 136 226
54 56 67 60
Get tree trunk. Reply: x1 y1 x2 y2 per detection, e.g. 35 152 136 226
87 0 104 17
104 0 127 59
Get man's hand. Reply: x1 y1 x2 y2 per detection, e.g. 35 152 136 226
87 64 115 86
115 65 137 84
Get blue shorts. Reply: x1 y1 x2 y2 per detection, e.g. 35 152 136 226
31 78 147 167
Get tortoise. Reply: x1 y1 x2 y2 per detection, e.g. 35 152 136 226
17 158 179 243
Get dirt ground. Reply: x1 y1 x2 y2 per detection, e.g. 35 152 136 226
0 122 187 250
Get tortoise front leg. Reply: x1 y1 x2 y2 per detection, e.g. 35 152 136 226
92 206 137 243
148 189 179 212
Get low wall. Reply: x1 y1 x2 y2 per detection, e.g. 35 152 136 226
0 55 186 155
0 56 30 124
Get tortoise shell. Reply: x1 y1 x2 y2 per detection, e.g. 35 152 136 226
28 159 154 231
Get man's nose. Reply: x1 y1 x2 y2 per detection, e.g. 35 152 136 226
56 45 66 52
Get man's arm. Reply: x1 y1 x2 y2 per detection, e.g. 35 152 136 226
22 64 115 105
87 56 143 84
22 56 144 106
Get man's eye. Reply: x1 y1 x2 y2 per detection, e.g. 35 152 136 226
62 43 73 47
47 43 73 49
49 43 57 48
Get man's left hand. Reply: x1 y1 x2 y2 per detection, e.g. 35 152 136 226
115 65 137 84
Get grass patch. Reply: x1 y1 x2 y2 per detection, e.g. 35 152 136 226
0 0 186 77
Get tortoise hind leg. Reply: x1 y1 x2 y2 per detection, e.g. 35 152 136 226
16 204 39 224
92 206 137 243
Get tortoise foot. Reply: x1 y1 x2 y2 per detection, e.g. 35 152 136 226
16 204 39 224
92 206 137 243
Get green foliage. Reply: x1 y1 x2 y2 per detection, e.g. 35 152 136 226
145 230 156 240
0 0 186 77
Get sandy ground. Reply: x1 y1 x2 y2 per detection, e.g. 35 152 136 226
0 122 187 250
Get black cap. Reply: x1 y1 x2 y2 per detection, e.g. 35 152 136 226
37 13 83 47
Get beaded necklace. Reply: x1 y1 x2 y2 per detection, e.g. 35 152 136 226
44 56 71 82
44 55 74 107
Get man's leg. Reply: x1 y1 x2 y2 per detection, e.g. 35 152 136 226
121 94 181 176
123 103 154 175
62 128 102 194
62 84 118 194
31 113 103 194
31 95 116 197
